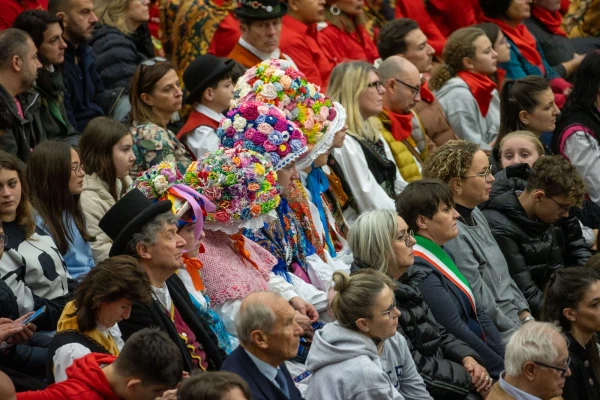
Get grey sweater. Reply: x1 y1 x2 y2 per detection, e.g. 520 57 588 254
444 208 529 338
306 321 432 400
524 17 573 78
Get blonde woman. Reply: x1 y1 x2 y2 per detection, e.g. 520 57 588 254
90 0 153 91
327 61 407 223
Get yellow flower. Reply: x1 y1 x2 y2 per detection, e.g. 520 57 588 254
254 164 265 175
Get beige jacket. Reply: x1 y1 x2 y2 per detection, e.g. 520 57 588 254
80 173 131 264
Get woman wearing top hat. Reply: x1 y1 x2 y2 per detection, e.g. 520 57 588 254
98 188 226 372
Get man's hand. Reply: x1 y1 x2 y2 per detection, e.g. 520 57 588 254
462 356 492 393
289 296 318 323
294 311 314 338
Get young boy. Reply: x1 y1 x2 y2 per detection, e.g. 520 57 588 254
178 55 235 159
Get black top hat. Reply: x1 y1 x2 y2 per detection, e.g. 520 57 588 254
233 0 287 21
99 188 173 257
184 55 236 105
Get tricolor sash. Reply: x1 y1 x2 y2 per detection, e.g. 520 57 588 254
414 235 477 314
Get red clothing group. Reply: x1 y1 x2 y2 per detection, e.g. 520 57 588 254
0 0 47 30
318 22 380 64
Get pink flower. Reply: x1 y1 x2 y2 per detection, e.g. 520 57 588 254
251 132 268 146
290 129 303 140
225 126 237 137
257 123 273 134
280 75 292 89
320 106 330 121
257 104 270 115
304 118 314 130
274 120 288 132
268 107 283 118
244 127 258 139
241 104 259 120
277 142 291 156
263 142 277 152
327 108 337 121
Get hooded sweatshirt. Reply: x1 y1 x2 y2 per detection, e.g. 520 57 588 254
305 321 432 400
433 77 500 150
17 353 119 400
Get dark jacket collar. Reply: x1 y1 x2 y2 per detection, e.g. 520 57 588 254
0 83 39 120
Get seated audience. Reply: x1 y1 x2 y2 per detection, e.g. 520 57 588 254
280 0 336 89
318 0 379 64
47 255 151 383
177 371 251 400
0 28 44 165
16 328 183 400
553 51 600 209
395 181 506 379
221 292 303 400
498 130 545 169
79 117 135 263
377 18 457 151
99 188 226 371
327 61 407 220
429 27 500 151
349 209 496 398
129 58 192 176
306 269 432 399
26 141 95 278
542 267 600 400
480 0 571 104
90 0 152 91
475 22 512 89
178 55 234 159
488 321 571 400
13 10 79 145
377 56 424 181
0 151 70 331
422 140 531 337
482 156 587 317
227 0 293 69
392 0 447 56
49 0 119 132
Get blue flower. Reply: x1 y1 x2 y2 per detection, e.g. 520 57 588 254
222 137 234 148
265 116 277 124
272 82 283 92
269 152 281 168
256 115 267 124
252 80 264 91
216 128 225 139
241 208 251 220
290 139 303 152
269 131 284 145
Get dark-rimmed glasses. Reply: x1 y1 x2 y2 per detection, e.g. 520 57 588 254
367 80 384 91
546 195 570 213
533 356 571 377
394 78 421 97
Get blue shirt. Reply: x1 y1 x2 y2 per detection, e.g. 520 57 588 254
499 371 541 400
244 349 284 391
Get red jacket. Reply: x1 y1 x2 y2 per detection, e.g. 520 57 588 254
208 12 241 58
317 22 379 64
426 0 483 38
394 0 446 55
280 15 336 90
17 354 119 400
0 0 47 30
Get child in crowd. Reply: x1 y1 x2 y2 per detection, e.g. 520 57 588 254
178 371 251 400
178 55 235 159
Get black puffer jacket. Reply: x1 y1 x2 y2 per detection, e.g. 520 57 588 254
480 164 591 317
89 24 148 91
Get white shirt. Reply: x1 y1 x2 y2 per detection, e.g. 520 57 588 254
498 372 541 400
185 104 223 159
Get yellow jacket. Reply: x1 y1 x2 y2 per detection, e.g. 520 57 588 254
377 110 422 183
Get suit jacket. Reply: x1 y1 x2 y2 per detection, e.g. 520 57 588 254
119 274 226 372
221 347 302 400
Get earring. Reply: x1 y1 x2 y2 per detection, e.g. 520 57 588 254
330 4 341 15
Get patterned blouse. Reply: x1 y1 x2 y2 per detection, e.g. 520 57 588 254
130 121 192 178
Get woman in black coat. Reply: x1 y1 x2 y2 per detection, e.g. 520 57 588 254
348 209 492 400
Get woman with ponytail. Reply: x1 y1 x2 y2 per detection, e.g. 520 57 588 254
430 27 500 152
542 267 600 400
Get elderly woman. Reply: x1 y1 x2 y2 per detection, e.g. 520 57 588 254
396 180 506 378
348 209 494 398
47 255 152 383
306 269 432 399
421 140 531 338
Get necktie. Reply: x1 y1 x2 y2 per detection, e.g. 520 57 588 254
275 368 290 399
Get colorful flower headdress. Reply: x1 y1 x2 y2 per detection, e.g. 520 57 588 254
231 58 346 170
217 101 308 170
184 147 281 234
130 161 215 243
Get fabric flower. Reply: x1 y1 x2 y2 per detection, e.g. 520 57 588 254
268 131 284 145
225 126 236 137
260 83 278 100
277 143 291 156
280 75 292 89
240 104 259 120
257 123 274 135
220 119 232 130
152 175 169 194
232 115 247 131
251 132 268 146
274 120 288 132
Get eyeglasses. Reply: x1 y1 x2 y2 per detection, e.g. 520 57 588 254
367 80 384 92
398 230 414 247
394 78 421 97
462 165 492 180
546 195 570 213
71 164 84 174
533 356 571 377
380 299 397 319
0 234 9 247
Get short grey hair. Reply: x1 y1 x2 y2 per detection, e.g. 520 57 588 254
377 56 404 83
505 321 566 376
347 210 398 274
126 212 178 257
235 300 277 346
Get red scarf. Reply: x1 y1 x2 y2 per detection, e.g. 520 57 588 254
531 6 567 37
183 252 205 291
386 108 413 141
496 68 507 92
457 71 497 117
420 81 435 103
483 17 544 73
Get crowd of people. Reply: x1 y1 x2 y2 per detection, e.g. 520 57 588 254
0 0 599 399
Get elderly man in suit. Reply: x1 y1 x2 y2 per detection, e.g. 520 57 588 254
222 291 303 400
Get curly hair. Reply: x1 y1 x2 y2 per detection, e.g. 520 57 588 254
527 156 585 207
421 140 480 184
429 27 485 91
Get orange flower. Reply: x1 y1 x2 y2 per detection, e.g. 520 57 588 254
250 203 262 217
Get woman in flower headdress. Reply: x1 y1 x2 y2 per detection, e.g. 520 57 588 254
184 146 321 334
231 58 353 271
217 101 337 303
131 161 236 353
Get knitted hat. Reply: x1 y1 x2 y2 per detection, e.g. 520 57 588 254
184 147 281 235
217 101 308 170
130 161 216 243
231 58 346 170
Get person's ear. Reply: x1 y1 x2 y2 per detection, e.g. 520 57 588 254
384 78 395 93
522 361 538 381
563 307 577 322
250 329 269 349
11 55 21 73
450 177 463 196
140 93 154 107
288 0 300 12
533 190 545 203
136 242 152 260
126 378 142 392
203 87 214 102
239 22 249 36
56 11 67 26
355 317 370 334
416 215 428 230
462 56 475 71
519 110 529 126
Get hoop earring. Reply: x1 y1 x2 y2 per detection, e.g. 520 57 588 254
330 4 341 15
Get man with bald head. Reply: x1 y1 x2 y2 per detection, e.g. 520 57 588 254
377 56 423 183
221 292 303 400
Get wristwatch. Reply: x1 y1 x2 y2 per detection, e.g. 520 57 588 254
521 316 535 324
